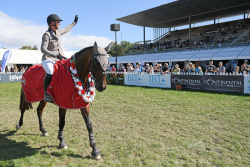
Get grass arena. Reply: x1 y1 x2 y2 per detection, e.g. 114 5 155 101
0 82 249 166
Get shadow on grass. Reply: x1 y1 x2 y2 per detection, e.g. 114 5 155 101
110 84 249 97
42 152 92 159
0 130 92 162
0 130 40 161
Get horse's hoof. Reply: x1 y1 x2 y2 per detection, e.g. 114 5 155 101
62 145 68 150
59 141 67 149
16 124 21 130
42 132 48 137
91 149 101 160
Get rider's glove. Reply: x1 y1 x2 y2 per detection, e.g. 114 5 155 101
57 54 66 60
74 15 78 24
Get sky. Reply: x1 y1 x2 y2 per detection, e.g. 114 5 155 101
0 0 173 51
0 0 245 52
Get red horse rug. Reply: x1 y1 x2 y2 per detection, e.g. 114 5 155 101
21 59 89 109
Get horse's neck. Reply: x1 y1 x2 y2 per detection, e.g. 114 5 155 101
75 48 93 81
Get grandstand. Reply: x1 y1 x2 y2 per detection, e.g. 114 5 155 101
112 0 250 69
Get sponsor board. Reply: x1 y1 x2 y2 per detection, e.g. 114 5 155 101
244 75 250 94
106 73 124 85
147 74 171 88
124 73 143 86
202 75 244 93
171 75 202 89
0 73 23 83
124 73 171 88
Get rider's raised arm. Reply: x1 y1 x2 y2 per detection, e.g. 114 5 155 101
59 15 78 36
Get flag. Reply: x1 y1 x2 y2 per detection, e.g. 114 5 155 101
1 50 12 73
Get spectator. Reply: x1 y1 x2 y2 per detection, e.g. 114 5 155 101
127 64 134 72
111 65 116 72
198 66 203 74
118 64 125 72
20 66 25 73
186 62 195 73
162 63 170 74
206 60 216 73
217 62 225 74
233 66 240 74
144 63 150 73
134 65 141 73
154 64 159 73
157 64 162 73
241 60 249 74
172 64 180 73
138 63 143 72
149 65 154 74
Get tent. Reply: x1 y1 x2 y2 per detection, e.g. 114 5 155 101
0 49 77 65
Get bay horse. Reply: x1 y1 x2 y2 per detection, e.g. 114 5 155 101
16 42 108 160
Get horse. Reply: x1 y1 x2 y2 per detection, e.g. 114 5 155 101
16 42 108 160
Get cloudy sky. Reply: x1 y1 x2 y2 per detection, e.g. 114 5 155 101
0 0 172 51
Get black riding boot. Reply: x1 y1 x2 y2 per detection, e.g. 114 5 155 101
44 74 53 102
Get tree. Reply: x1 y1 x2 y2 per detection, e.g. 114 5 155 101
19 45 38 50
107 41 134 56
107 42 123 57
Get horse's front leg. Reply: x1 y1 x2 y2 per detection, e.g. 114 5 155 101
37 101 48 136
58 107 67 149
81 107 101 160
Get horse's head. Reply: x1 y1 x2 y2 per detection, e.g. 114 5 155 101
90 42 109 92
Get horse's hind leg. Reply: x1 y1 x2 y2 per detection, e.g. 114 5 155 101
37 101 48 136
16 89 29 130
58 108 67 149
81 107 101 160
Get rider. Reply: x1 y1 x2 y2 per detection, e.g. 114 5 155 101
41 14 78 102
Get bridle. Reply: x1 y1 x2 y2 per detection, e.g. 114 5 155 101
90 53 108 82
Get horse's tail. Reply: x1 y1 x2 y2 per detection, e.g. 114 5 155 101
20 87 33 110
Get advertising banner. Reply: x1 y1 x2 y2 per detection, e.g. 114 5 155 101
147 74 171 88
244 75 250 94
124 73 143 86
202 75 244 93
0 73 23 83
106 73 124 85
1 50 12 73
124 73 171 88
171 75 202 90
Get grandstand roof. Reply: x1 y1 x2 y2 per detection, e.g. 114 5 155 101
108 46 250 64
117 0 250 28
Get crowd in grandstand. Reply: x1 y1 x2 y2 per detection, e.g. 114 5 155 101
128 19 250 53
109 59 250 75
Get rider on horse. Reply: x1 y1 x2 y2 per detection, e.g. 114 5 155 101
41 14 78 102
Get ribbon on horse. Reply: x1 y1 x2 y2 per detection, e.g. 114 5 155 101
21 59 89 109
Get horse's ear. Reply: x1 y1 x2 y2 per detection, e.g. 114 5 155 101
104 42 113 52
93 42 98 54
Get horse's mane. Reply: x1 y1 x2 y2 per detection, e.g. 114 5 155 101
75 46 93 56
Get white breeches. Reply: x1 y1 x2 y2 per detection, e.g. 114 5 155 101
42 60 55 75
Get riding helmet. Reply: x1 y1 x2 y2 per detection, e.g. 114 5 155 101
47 14 63 25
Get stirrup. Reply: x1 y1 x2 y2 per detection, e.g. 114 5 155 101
44 92 53 102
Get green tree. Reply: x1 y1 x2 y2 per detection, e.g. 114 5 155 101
107 42 123 56
107 41 134 56
19 45 38 50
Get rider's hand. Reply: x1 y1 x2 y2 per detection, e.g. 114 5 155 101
57 54 64 60
74 15 78 23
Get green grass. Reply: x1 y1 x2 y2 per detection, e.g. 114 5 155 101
0 82 249 166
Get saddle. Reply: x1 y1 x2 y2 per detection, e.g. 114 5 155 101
21 59 89 109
